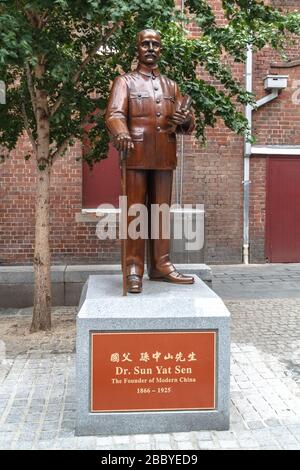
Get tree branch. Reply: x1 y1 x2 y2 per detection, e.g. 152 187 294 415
24 9 38 28
50 134 75 164
21 103 37 155
24 8 48 29
25 62 37 119
72 25 119 85
50 22 121 117
50 110 94 164
50 92 64 118
38 11 49 29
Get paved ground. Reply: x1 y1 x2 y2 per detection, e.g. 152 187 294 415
212 263 300 300
0 264 299 450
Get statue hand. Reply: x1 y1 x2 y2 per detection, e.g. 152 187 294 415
115 133 134 155
171 110 190 126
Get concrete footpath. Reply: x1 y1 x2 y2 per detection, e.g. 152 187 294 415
0 264 299 450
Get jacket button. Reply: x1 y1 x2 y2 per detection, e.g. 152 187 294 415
154 86 158 91
156 98 160 103
156 112 161 117
138 94 141 97
156 126 161 131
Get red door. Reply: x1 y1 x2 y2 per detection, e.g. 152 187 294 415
82 143 121 208
266 157 300 262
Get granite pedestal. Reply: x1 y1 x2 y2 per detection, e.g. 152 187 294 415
76 275 230 436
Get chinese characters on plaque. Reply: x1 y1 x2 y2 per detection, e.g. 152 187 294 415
91 331 216 412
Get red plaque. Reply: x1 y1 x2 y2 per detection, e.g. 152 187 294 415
91 331 216 413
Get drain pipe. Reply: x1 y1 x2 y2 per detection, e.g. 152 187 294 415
243 44 253 265
178 0 185 207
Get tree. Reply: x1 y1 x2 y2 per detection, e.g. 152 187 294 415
0 0 299 331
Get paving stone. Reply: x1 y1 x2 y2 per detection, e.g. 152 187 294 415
195 431 213 440
12 399 28 408
38 430 57 442
133 434 152 444
246 420 266 430
287 425 300 439
13 441 34 450
35 441 56 450
110 444 135 451
238 439 260 449
18 431 38 441
60 420 75 430
264 418 282 427
176 442 197 450
250 430 278 446
5 412 25 423
76 436 97 449
62 411 74 421
213 430 235 440
0 423 18 433
113 435 131 445
172 432 195 442
0 432 14 448
219 440 240 449
23 415 43 424
42 421 60 431
55 438 77 449
135 443 152 450
153 434 172 447
198 440 220 450
57 429 75 438
44 414 61 422
63 403 76 411
96 436 114 447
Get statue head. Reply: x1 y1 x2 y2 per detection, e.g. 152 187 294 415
136 29 161 67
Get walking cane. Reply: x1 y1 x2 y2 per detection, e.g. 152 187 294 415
120 150 127 296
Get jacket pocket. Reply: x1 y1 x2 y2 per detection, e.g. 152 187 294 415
164 96 175 118
164 95 175 103
129 92 150 117
130 130 144 141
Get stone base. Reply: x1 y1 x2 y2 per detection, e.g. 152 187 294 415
0 264 212 308
76 275 230 436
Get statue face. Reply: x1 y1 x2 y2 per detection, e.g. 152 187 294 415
137 31 161 67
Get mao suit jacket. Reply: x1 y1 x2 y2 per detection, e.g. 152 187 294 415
105 64 195 169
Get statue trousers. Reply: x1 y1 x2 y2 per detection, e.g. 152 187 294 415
124 169 174 278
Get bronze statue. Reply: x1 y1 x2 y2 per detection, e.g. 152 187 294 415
106 29 195 293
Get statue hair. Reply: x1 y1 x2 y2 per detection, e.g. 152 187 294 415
137 29 161 44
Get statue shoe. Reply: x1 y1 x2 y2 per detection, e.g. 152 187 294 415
149 270 194 284
127 274 143 293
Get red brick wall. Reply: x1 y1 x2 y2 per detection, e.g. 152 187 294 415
249 157 267 263
0 135 121 265
180 125 244 263
0 134 35 264
183 1 244 263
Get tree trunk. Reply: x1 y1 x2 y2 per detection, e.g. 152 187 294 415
31 165 51 332
31 65 51 332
